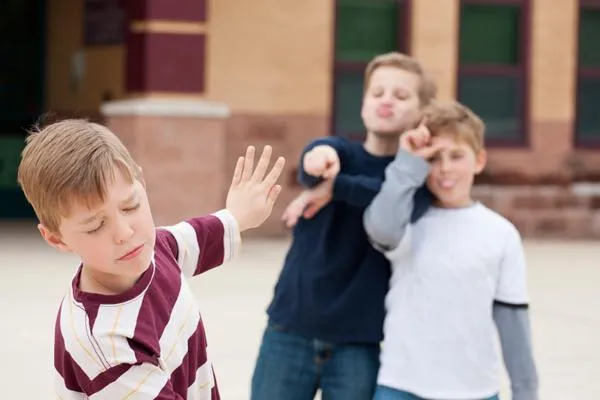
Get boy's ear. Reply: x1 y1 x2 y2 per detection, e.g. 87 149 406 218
38 224 72 253
474 149 487 174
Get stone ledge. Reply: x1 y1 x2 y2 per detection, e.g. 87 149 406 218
100 98 231 118
475 170 600 186
471 183 600 238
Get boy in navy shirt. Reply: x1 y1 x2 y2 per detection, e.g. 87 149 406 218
251 52 437 400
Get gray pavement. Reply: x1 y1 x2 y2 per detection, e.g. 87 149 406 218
1 222 599 399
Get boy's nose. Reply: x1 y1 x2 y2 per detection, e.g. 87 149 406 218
440 159 452 172
114 220 134 244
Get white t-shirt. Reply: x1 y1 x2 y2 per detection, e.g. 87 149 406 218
379 202 529 399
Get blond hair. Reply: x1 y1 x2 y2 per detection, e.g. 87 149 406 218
422 100 485 152
17 119 141 232
364 52 437 106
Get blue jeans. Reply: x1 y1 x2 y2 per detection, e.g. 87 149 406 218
374 385 500 400
251 322 380 400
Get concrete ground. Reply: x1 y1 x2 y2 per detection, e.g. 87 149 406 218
1 221 599 399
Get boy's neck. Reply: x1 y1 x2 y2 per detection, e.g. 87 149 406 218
363 131 399 156
79 265 143 296
433 198 476 209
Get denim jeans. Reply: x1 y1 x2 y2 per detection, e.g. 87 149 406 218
251 322 380 400
373 385 500 400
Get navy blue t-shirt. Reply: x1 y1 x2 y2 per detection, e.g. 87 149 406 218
267 136 431 344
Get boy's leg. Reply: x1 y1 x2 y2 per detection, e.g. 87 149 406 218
373 386 422 400
320 342 380 400
251 323 319 400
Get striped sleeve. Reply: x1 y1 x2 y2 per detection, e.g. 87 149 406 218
55 361 185 399
160 209 241 277
55 368 86 399
86 363 184 399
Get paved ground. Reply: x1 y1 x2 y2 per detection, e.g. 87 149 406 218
1 221 599 399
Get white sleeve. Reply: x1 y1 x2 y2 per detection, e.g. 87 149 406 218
495 225 529 305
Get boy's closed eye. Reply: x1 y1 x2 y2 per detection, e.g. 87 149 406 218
394 89 410 100
450 150 465 160
87 220 105 235
371 87 384 97
85 203 140 234
124 203 140 213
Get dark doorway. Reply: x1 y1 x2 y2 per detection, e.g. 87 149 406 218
0 0 45 219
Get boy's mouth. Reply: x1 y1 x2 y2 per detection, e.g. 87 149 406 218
118 244 144 261
438 179 456 190
376 107 394 118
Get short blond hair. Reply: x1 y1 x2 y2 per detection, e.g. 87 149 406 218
364 52 437 107
422 100 485 152
17 119 141 232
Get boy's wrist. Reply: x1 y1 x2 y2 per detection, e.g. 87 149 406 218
392 149 430 184
332 174 350 201
216 208 244 232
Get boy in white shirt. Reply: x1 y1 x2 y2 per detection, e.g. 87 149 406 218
364 100 539 400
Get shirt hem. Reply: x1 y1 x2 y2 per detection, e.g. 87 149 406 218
377 377 499 400
266 315 383 345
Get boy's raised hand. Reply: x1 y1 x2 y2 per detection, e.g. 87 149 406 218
226 145 286 232
400 119 445 160
303 145 340 179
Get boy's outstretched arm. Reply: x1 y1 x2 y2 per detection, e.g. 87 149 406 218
363 150 429 250
289 136 383 216
493 303 539 400
161 145 285 278
294 134 429 217
364 122 440 250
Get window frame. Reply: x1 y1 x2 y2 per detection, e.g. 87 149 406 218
574 0 600 148
457 0 532 148
330 0 412 141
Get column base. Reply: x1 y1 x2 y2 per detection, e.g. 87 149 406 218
101 98 230 226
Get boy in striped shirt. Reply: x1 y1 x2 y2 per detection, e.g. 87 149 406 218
17 120 285 399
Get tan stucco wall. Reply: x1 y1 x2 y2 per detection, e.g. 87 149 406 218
207 0 333 115
411 0 459 101
45 0 332 115
45 0 124 113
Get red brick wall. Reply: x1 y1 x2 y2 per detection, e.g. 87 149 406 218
473 184 600 239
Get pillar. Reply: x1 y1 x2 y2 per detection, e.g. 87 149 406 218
101 0 231 226
529 0 578 173
410 0 460 101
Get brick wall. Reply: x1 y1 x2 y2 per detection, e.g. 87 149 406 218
473 183 600 239
98 0 600 239
224 0 598 239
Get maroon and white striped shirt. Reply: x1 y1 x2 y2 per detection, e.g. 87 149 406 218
54 210 240 399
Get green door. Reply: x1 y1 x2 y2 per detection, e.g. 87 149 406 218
0 0 45 218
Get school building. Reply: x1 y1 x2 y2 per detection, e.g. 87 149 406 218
1 0 599 238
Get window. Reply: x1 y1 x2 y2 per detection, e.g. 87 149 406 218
575 1 600 145
458 0 530 145
332 0 410 140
